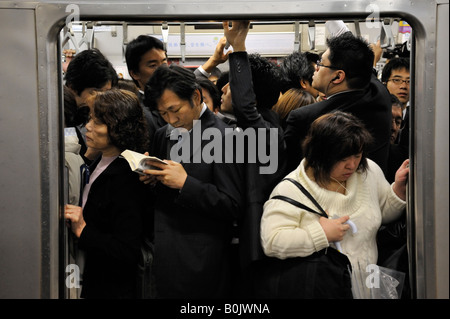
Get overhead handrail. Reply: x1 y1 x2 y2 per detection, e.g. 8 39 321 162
180 22 186 63
161 21 169 51
308 20 315 50
354 20 361 38
379 18 395 50
294 21 300 51
78 22 95 50
122 22 128 63
61 25 80 53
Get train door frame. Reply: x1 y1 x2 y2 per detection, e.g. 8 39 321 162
0 0 446 298
34 0 450 299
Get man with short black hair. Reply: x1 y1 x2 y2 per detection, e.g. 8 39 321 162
125 35 168 140
382 57 410 112
221 20 287 296
279 50 323 100
140 64 245 298
64 48 118 164
284 31 392 175
65 48 118 106
125 35 168 96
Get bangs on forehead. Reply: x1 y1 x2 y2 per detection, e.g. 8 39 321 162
338 134 365 159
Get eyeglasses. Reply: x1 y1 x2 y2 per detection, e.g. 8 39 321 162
387 78 410 85
316 60 340 71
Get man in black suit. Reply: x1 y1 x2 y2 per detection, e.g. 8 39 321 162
222 20 287 296
140 65 245 298
284 31 392 175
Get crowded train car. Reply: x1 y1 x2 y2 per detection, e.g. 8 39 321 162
0 0 448 302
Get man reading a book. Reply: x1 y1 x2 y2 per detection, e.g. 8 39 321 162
139 64 245 298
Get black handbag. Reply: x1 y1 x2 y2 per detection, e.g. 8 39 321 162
253 178 353 299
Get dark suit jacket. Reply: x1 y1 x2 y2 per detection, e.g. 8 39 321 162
79 156 151 299
149 108 245 298
228 52 287 272
387 108 409 183
284 74 392 175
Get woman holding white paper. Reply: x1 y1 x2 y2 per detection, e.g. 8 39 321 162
260 111 409 298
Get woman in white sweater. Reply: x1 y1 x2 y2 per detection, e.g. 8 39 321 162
260 111 409 297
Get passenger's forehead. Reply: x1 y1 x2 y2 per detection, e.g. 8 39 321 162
392 107 403 115
321 49 331 61
391 68 410 77
140 48 166 63
157 89 186 110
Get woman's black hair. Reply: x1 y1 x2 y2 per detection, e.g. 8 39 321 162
302 110 373 185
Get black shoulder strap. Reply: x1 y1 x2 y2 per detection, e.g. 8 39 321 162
271 195 324 217
284 178 328 217
270 178 328 218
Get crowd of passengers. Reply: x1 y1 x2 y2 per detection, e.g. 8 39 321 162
62 20 411 299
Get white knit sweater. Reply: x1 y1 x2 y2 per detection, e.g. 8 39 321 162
261 159 406 269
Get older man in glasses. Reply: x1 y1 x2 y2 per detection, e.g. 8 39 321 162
284 25 392 176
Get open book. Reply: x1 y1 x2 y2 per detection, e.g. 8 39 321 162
120 149 168 175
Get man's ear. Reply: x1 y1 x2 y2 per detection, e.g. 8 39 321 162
332 71 345 83
300 79 308 90
129 69 140 81
193 88 203 105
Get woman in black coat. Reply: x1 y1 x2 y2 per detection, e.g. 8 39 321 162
65 89 151 298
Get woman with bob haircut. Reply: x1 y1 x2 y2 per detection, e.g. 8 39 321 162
64 89 151 298
260 110 409 297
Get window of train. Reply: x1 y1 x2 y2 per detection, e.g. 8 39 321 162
60 19 411 80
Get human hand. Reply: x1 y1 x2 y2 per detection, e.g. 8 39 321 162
63 49 76 59
62 49 76 73
139 173 158 186
213 36 231 64
393 159 410 200
142 160 187 190
370 39 383 67
222 20 250 52
319 215 350 242
202 36 231 74
65 204 86 238
138 152 159 186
